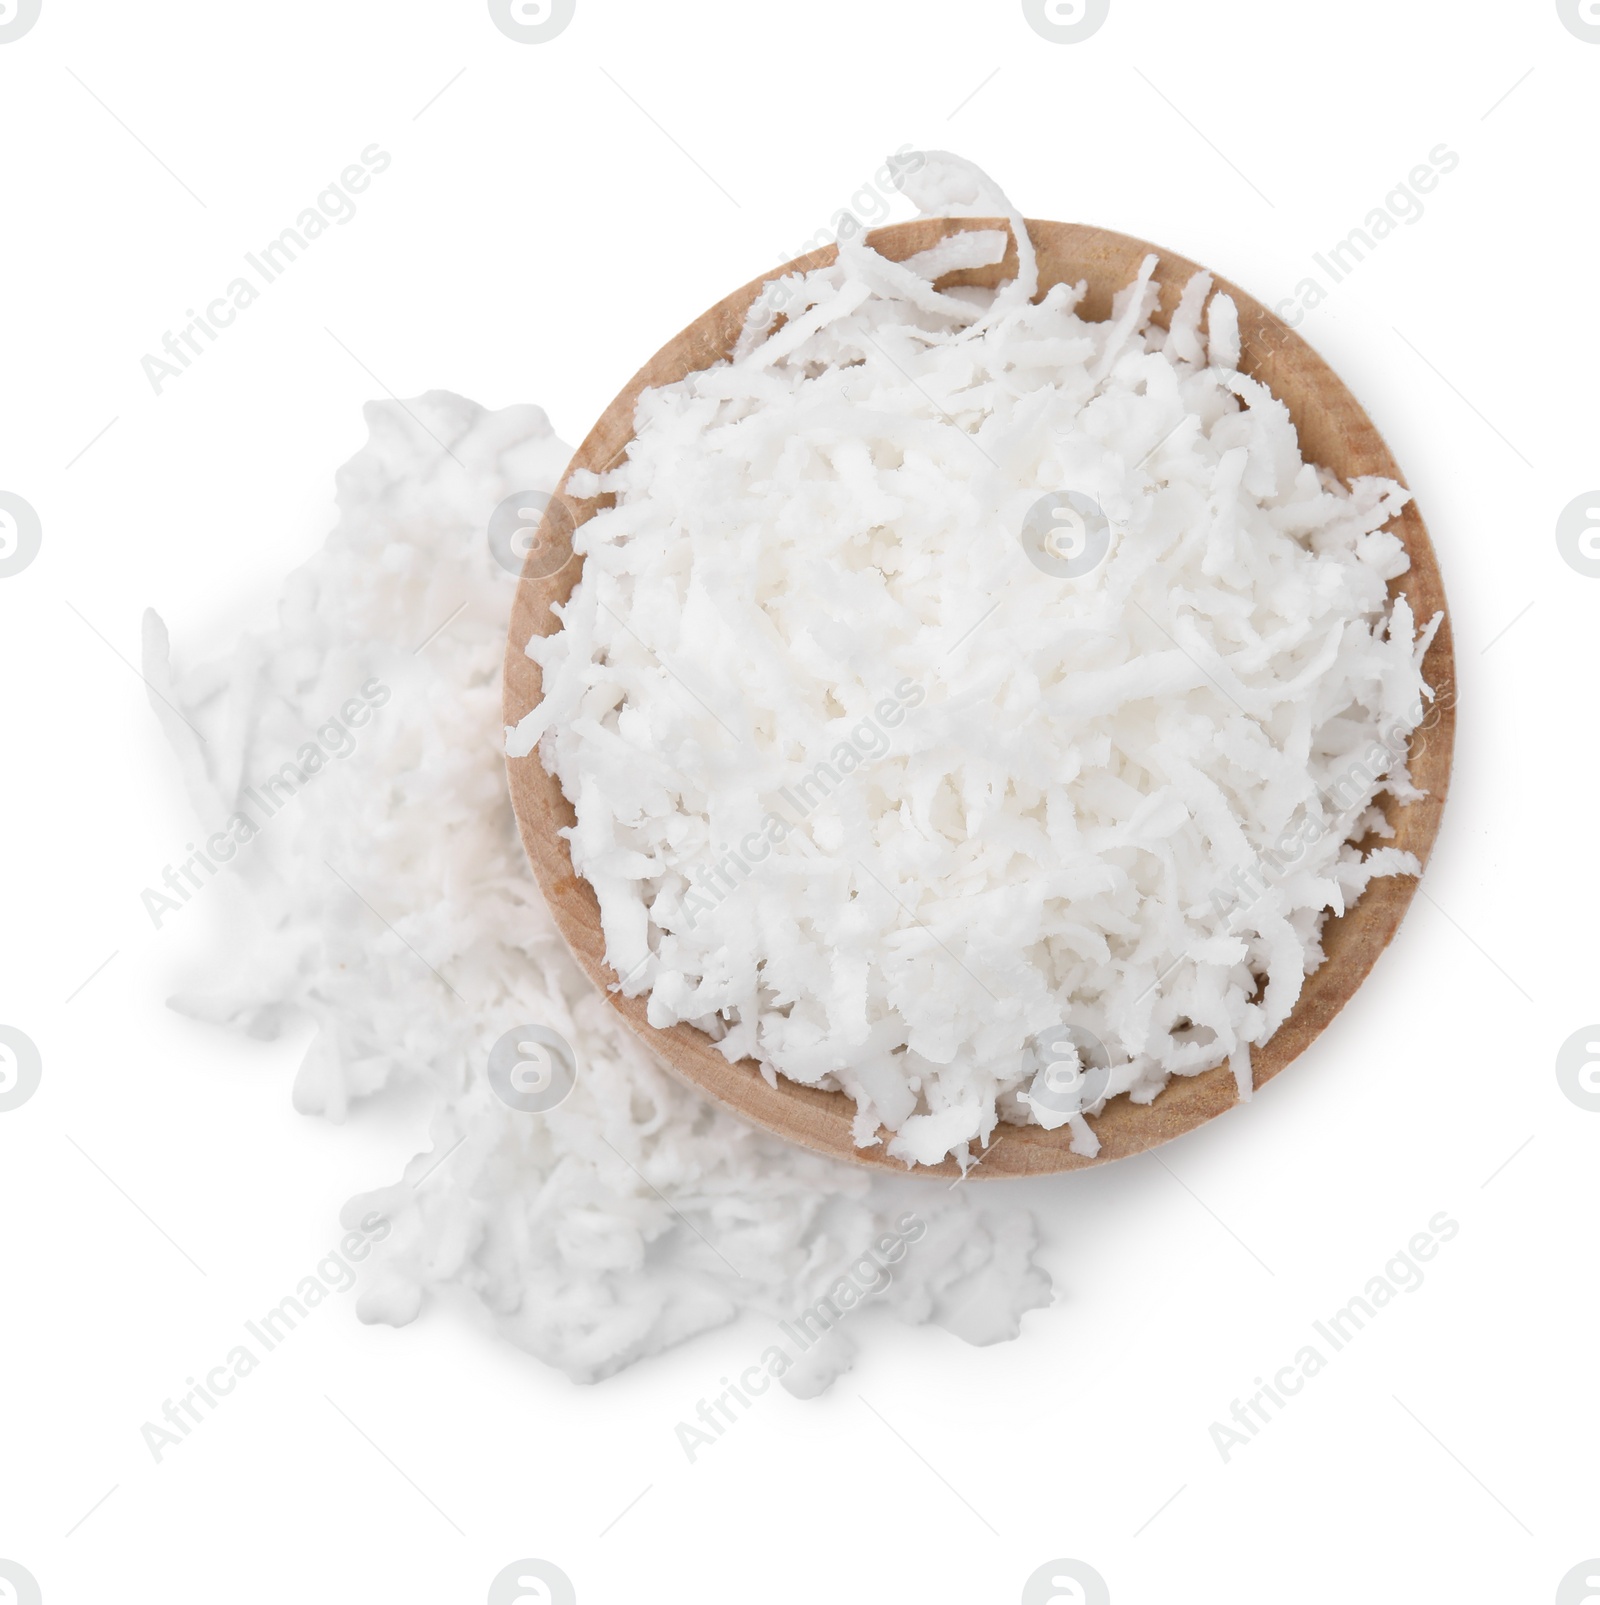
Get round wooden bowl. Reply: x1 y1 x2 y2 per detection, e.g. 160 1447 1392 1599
503 217 1456 1180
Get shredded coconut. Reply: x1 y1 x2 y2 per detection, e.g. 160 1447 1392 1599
144 390 1051 1386
516 152 1440 1169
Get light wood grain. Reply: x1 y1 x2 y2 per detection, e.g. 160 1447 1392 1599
503 217 1457 1180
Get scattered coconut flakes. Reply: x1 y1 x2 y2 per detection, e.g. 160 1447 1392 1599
518 152 1441 1169
144 390 1051 1387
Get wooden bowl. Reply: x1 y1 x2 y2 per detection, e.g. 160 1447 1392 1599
503 217 1456 1180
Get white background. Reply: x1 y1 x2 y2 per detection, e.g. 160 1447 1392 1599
0 1 1593 1602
